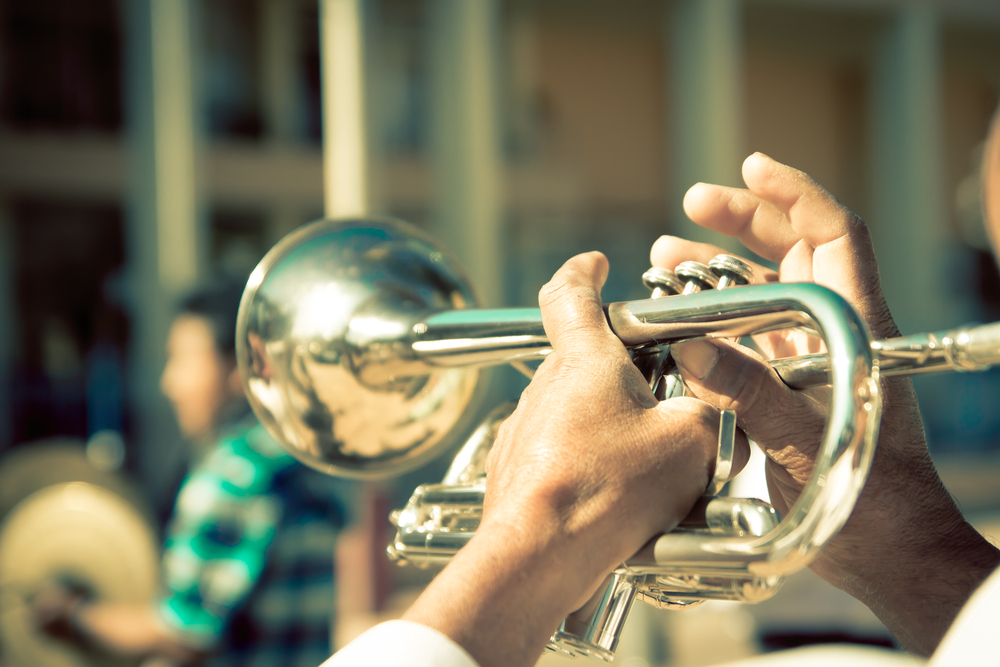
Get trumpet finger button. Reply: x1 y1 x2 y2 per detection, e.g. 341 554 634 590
709 255 754 290
642 267 684 298
676 261 719 294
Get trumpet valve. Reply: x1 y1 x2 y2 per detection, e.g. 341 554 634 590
642 267 685 298
709 254 755 290
676 261 719 294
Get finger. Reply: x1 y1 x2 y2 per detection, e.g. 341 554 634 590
646 397 752 479
688 155 897 339
642 397 751 529
649 235 779 284
742 153 867 247
682 153 872 264
670 338 824 486
683 182 801 263
538 252 621 357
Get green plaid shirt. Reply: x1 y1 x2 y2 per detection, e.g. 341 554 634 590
158 418 346 667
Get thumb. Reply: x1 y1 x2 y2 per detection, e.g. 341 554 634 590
538 252 620 358
670 338 826 488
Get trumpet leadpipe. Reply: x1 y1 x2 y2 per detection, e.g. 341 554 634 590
412 305 1000 391
408 284 831 371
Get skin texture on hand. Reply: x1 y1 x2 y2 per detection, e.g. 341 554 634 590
655 153 1000 657
402 252 745 667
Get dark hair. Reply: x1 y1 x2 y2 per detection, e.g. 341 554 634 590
176 276 247 358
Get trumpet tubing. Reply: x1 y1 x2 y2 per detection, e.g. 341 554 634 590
236 217 1000 662
773 322 1000 389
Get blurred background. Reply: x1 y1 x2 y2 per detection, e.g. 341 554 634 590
0 0 999 665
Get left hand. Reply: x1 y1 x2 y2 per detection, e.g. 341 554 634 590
403 251 748 667
483 252 739 594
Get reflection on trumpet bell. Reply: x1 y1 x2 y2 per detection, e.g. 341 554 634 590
236 217 483 479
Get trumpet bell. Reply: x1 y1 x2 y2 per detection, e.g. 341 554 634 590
236 217 481 479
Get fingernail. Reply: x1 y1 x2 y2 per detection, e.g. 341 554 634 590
671 339 720 380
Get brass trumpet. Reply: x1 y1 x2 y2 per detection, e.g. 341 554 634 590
236 217 1000 661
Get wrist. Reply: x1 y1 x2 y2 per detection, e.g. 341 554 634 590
811 465 1000 656
403 515 591 667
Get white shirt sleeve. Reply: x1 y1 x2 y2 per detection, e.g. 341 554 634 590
928 564 1000 666
322 620 481 667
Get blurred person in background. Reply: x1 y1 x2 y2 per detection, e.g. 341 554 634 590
34 277 348 667
325 109 1000 667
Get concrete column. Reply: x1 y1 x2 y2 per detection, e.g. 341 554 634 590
667 0 744 249
426 0 503 306
123 0 204 507
150 0 203 292
260 0 300 144
0 200 14 452
320 0 370 217
869 5 953 334
261 0 309 246
505 5 540 159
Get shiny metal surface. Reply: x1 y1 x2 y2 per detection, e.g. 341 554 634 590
441 403 514 485
642 267 684 298
675 260 720 294
771 321 1000 390
553 572 638 661
709 254 755 289
236 217 482 479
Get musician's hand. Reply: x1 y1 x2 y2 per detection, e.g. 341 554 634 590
31 582 87 644
403 251 748 667
654 152 906 516
653 153 999 656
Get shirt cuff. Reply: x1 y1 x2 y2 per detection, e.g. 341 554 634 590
322 620 480 667
929 564 1000 666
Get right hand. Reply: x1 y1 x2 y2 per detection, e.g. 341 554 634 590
654 153 998 656
31 582 88 645
656 152 920 521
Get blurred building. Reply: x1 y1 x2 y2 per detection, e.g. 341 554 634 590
1 0 1000 662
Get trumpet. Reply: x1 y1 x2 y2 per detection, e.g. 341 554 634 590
236 216 1000 661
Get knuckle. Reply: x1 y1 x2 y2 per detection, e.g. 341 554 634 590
669 397 719 438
